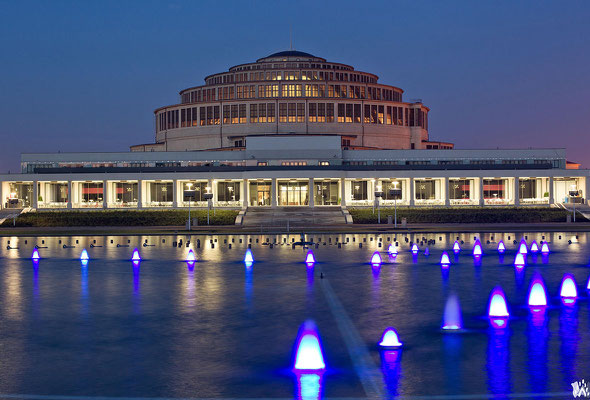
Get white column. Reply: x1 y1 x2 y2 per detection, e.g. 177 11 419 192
209 179 216 207
172 179 178 208
549 177 554 205
0 180 3 210
340 178 346 206
409 177 415 206
103 180 108 209
67 181 72 209
33 180 38 209
444 177 450 207
514 177 520 206
271 178 277 207
242 179 248 208
479 177 484 206
309 178 314 207
137 180 143 209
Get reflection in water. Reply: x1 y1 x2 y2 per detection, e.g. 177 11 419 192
244 268 252 311
560 305 579 389
294 372 323 400
380 350 402 397
486 327 511 397
185 268 195 310
80 262 89 317
527 311 548 393
132 262 141 313
443 335 462 394
514 266 526 289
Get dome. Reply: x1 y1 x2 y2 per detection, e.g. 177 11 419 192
257 50 326 62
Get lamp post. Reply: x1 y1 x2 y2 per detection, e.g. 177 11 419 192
375 184 383 224
204 186 213 225
185 183 195 231
389 180 402 228
569 184 579 223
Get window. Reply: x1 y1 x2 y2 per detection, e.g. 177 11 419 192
364 105 371 123
281 161 307 166
378 105 384 124
448 179 471 200
279 103 287 122
519 179 537 199
346 104 353 123
318 103 326 122
309 103 317 122
288 103 296 122
483 179 506 199
231 105 238 124
319 161 330 166
338 104 345 123
217 182 240 202
239 104 246 123
326 103 334 122
257 161 268 166
267 103 275 123
297 103 305 122
223 105 231 124
352 181 368 200
183 181 208 202
191 107 198 126
81 182 103 203
415 180 436 200
249 104 258 123
386 106 392 125
149 182 173 203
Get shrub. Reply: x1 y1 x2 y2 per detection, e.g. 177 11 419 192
1 210 239 227
348 207 585 224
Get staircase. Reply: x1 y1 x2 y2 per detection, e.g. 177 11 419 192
0 208 26 226
242 206 348 228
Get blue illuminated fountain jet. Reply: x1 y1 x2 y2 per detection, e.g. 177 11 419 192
518 240 528 255
244 248 254 268
453 241 461 253
541 242 550 254
31 248 40 261
293 320 326 371
530 241 539 253
378 327 403 348
527 273 548 313
587 275 590 291
411 243 419 254
186 249 197 262
388 244 397 256
371 251 382 266
472 240 483 257
80 249 89 261
440 251 451 267
514 252 526 268
488 286 510 329
560 273 578 305
131 248 141 262
497 241 506 254
442 293 463 331
305 250 316 264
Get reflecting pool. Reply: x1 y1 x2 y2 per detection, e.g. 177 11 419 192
0 231 589 398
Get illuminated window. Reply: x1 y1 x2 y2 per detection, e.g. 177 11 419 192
279 103 287 123
337 104 345 123
231 105 238 124
309 103 317 122
239 104 246 123
223 105 231 124
326 103 334 122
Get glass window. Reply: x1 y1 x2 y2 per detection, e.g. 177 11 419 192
352 181 368 200
115 182 138 204
449 179 471 200
223 105 231 124
364 105 371 123
309 103 317 122
279 103 287 122
326 103 334 122
149 182 173 203
297 103 305 122
346 104 353 123
267 103 275 122
183 181 208 202
278 181 309 206
231 104 239 124
483 179 506 199
314 181 339 205
217 182 240 202
519 179 537 199
415 180 436 200
378 105 384 124
7 183 33 207
249 104 257 123
249 181 271 206
80 182 103 203
337 104 345 123
239 104 246 123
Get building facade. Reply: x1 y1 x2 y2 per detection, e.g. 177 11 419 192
1 137 587 211
1 51 587 214
134 50 452 152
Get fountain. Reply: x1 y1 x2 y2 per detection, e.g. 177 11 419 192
80 249 89 261
388 244 398 255
424 247 430 256
186 249 197 262
440 251 451 267
378 327 403 348
541 242 550 254
530 241 539 253
293 320 326 371
488 286 509 328
371 251 382 265
31 249 40 261
305 250 316 264
411 243 419 254
131 248 141 262
560 273 578 305
244 249 254 264
472 241 483 257
527 273 548 312
442 293 463 330
453 241 461 253
513 253 525 267
518 240 528 254
587 275 590 290
497 241 505 254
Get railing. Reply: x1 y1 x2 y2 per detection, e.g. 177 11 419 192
415 199 445 206
484 198 513 206
450 199 478 206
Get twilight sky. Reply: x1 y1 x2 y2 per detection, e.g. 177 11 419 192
0 0 589 172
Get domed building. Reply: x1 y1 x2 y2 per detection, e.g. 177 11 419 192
132 50 453 152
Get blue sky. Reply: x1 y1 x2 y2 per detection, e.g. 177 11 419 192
0 0 589 172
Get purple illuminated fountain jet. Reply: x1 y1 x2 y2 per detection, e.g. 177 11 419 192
497 241 506 254
305 250 316 264
513 252 525 268
488 286 510 328
31 249 40 261
530 241 539 253
560 273 578 305
440 251 451 267
453 241 461 253
371 251 382 265
293 320 326 371
378 327 403 348
472 240 483 257
388 244 397 256
442 293 462 330
411 243 419 254
527 273 548 313
541 242 550 254
518 240 528 255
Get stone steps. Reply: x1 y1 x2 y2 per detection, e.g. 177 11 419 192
242 206 346 226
